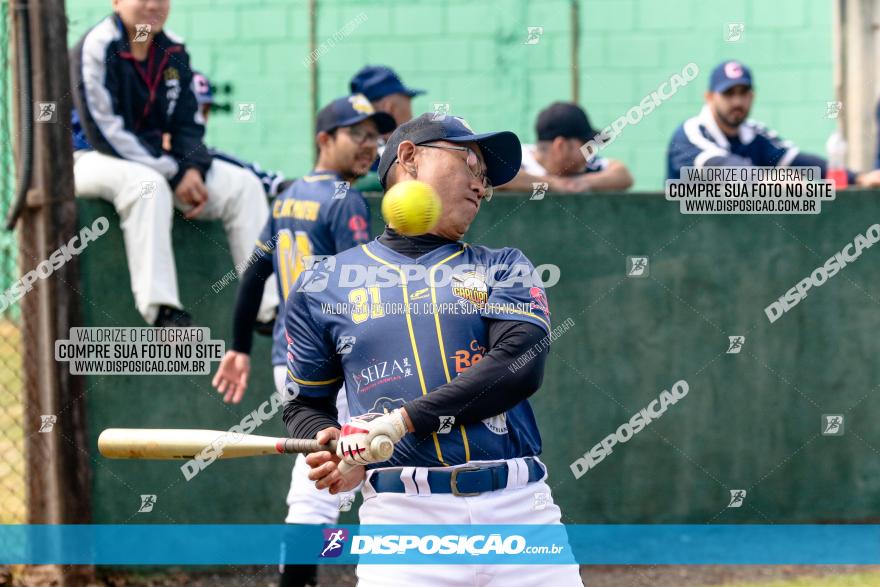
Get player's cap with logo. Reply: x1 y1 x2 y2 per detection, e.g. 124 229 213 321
350 65 426 102
709 60 753 93
315 94 397 135
192 71 214 105
535 102 599 142
377 113 522 189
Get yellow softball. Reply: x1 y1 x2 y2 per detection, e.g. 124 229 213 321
381 180 442 236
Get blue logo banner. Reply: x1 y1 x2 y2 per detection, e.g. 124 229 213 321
1 525 878 565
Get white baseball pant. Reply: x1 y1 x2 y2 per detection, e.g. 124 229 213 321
273 365 354 524
356 459 583 587
73 150 278 324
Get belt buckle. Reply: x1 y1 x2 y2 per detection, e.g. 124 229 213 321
450 466 482 496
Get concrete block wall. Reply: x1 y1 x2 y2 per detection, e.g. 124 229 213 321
66 0 836 190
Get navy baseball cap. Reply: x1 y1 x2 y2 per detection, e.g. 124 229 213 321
377 113 522 189
709 61 753 93
192 71 214 105
350 65 426 102
315 94 396 135
536 102 598 142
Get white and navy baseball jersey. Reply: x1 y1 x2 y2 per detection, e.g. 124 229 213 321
666 105 799 179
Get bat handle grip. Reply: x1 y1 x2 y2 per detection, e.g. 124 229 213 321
337 435 394 476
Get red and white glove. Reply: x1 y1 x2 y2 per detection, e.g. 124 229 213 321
337 409 407 466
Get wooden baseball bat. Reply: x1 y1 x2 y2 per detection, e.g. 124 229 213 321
97 428 394 466
98 428 336 460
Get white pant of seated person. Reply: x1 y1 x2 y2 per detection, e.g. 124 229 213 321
73 150 278 324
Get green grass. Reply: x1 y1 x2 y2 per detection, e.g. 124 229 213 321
722 572 880 587
0 318 25 523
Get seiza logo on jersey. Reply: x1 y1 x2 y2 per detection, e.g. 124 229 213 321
353 358 413 394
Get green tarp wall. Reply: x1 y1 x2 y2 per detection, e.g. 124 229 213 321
78 192 880 524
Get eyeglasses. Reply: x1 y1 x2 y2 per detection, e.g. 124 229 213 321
419 142 493 200
341 126 380 145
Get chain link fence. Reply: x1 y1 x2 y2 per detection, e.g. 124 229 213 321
0 0 26 524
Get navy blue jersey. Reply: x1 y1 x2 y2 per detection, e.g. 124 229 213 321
667 105 799 179
284 239 551 468
256 171 371 365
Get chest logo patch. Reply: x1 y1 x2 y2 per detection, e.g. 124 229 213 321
451 271 488 308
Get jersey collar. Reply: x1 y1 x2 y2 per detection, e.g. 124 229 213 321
698 105 757 148
303 169 343 183
366 238 467 268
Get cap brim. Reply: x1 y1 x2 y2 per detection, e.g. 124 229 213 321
444 130 522 187
368 112 397 134
336 111 397 134
403 88 426 98
713 80 752 93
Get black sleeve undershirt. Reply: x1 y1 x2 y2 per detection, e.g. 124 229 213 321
283 393 340 440
404 319 548 436
231 251 274 354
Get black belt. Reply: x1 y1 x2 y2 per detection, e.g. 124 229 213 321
368 458 545 496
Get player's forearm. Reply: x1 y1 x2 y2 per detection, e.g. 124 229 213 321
230 252 274 354
283 393 340 440
495 170 545 192
403 320 548 436
496 170 578 194
570 161 633 192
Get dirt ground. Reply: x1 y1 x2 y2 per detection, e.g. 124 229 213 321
5 564 880 587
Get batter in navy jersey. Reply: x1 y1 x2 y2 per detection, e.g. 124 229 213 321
667 60 880 187
287 240 547 467
286 113 582 587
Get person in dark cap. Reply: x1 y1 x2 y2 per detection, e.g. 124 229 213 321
350 65 426 180
212 93 395 587
350 64 426 127
292 112 582 585
500 102 633 193
667 60 880 186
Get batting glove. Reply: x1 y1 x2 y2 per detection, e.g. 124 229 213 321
337 409 407 466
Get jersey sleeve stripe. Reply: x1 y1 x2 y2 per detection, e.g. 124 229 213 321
485 304 551 332
287 369 342 386
777 147 800 167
